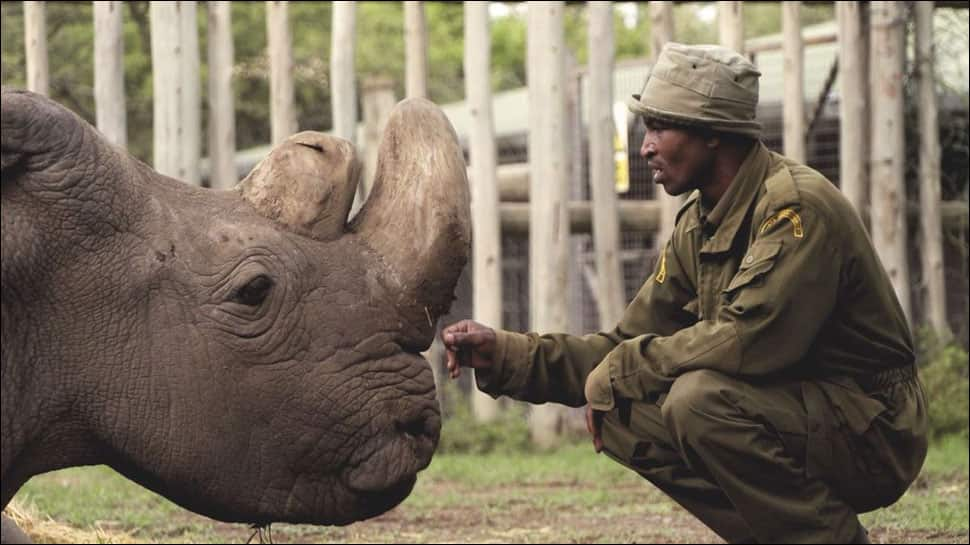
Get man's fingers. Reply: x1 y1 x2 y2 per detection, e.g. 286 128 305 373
445 347 460 379
444 330 488 349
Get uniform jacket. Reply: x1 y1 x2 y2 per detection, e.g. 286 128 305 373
475 143 925 468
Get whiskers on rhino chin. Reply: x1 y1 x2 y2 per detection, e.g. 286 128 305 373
246 522 274 544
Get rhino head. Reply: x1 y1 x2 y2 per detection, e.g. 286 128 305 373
0 89 469 526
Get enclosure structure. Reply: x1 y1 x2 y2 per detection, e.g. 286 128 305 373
7 1 969 440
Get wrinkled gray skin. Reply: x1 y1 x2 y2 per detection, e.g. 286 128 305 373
0 89 470 529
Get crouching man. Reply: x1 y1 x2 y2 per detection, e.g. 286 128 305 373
442 43 927 544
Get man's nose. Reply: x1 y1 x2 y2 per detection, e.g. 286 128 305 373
640 133 656 159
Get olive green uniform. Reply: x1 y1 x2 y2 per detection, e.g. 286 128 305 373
474 143 928 543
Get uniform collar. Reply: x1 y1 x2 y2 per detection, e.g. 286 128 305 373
698 142 771 254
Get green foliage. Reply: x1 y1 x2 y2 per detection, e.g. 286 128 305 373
918 331 970 442
437 381 533 455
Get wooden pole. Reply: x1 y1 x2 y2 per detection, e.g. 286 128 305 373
405 1 429 99
588 2 625 330
331 1 359 205
915 2 950 339
649 1 682 248
360 76 397 204
266 1 297 144
782 2 805 162
94 1 126 148
836 2 869 223
23 1 49 96
527 1 569 449
718 1 744 54
207 1 236 189
869 1 910 323
464 1 503 422
151 1 201 185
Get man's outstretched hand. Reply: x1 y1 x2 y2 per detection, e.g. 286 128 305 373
440 320 497 379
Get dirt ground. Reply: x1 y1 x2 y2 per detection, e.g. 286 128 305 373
167 480 969 544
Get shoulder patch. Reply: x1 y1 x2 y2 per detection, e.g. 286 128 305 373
760 208 804 238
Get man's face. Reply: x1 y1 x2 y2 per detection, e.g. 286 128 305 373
639 118 716 197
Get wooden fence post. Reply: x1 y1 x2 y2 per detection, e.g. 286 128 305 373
464 1 504 422
649 1 681 248
836 1 869 223
869 1 910 322
207 1 236 189
915 2 950 339
718 1 744 53
527 1 569 448
94 1 126 148
24 1 49 96
360 76 396 205
588 2 625 329
782 2 805 162
331 1 359 207
405 1 429 99
150 1 201 185
267 1 297 144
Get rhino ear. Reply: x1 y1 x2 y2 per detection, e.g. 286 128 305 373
1 88 145 234
1 88 91 187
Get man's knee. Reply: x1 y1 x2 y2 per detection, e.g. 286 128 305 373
661 369 737 437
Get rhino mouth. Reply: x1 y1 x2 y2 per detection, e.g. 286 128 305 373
345 353 440 496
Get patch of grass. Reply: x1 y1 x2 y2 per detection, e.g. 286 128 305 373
421 442 632 487
7 437 968 543
861 434 969 535
921 434 970 478
917 332 969 441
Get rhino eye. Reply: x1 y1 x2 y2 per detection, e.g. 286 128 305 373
232 275 273 306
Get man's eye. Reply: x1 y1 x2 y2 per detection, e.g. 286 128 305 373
232 275 273 306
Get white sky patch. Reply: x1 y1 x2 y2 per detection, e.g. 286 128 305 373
489 2 510 18
698 4 717 24
616 3 639 29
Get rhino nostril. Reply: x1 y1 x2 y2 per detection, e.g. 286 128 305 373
394 414 430 439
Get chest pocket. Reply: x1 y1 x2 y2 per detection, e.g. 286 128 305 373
723 240 783 295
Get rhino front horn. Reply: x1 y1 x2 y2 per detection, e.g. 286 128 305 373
352 98 471 342
238 131 361 241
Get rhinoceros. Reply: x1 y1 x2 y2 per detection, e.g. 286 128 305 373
0 89 470 535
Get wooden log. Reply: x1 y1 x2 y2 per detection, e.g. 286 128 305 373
24 1 49 96
915 2 950 338
649 1 682 248
500 201 660 235
527 0 568 448
360 76 397 204
837 1 869 224
150 1 201 185
266 1 297 144
207 1 236 189
588 2 626 329
869 1 910 322
718 1 744 53
464 0 503 422
782 2 805 162
94 1 126 148
331 1 359 205
405 1 429 99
